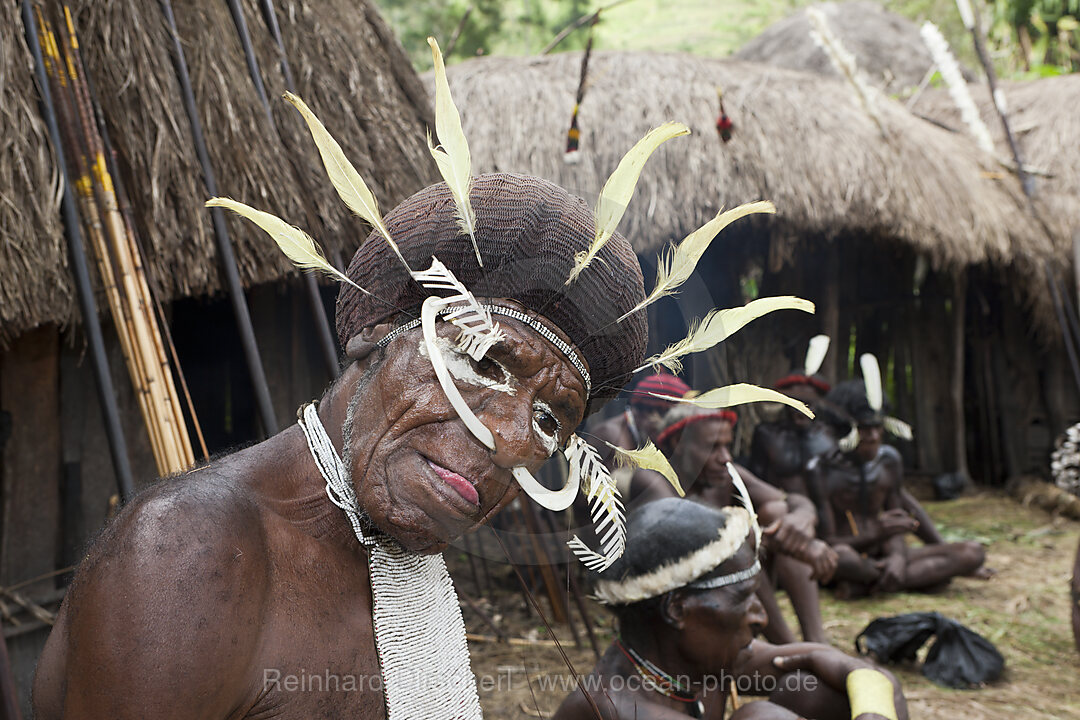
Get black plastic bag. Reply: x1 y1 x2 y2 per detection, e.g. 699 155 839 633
855 612 1004 689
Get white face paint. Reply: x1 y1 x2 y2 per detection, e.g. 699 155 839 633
417 336 515 395
532 400 560 457
418 319 562 459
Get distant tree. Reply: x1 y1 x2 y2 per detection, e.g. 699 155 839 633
375 0 593 70
987 0 1079 73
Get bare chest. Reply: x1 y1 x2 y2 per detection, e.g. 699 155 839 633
238 543 385 718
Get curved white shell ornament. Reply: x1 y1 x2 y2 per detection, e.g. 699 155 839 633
512 466 580 511
565 435 626 572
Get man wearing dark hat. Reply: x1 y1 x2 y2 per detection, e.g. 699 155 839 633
33 157 656 718
810 380 986 596
552 497 908 719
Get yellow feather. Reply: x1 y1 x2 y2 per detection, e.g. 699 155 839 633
206 198 366 293
566 122 690 284
606 440 684 497
284 92 409 271
658 383 814 419
637 296 814 374
619 201 775 322
427 37 482 266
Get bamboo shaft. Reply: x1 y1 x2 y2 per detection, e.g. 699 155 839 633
21 0 136 500
47 6 197 475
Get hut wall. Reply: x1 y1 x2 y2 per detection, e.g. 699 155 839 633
0 326 61 716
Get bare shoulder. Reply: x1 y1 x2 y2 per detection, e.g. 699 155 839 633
40 461 271 717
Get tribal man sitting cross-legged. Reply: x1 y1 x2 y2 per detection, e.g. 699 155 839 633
553 497 909 720
810 377 987 598
33 39 808 720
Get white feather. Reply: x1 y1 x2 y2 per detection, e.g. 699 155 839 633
637 297 814 374
726 463 762 550
804 334 830 377
654 383 814 418
427 37 482 266
566 122 690 284
860 353 883 411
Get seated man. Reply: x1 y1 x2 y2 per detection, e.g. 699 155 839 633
811 381 986 597
635 405 836 644
749 337 836 497
751 355 944 547
553 497 909 720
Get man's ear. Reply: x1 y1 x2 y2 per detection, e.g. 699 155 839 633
660 591 688 630
345 323 394 362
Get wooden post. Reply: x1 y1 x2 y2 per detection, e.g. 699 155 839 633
1073 231 1080 312
952 270 969 479
822 242 840 385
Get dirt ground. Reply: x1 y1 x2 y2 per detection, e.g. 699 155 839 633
450 492 1080 719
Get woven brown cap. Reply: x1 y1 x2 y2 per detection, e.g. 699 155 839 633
335 173 648 413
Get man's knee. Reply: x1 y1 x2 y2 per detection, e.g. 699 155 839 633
955 541 985 572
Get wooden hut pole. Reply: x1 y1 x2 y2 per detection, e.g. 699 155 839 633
21 0 136 501
225 0 340 382
257 0 296 91
158 0 279 434
952 270 969 478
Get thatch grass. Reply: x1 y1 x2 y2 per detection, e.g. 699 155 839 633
441 51 1055 323
912 74 1080 261
734 1 955 95
0 1 73 347
441 51 1045 265
1 0 435 348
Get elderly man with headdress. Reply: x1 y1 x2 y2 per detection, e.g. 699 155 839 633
32 40 809 720
553 497 908 720
636 405 836 645
809 358 987 597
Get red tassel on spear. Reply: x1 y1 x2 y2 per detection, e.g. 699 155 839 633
716 86 733 143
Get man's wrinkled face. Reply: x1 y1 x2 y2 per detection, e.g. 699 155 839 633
855 423 883 462
344 314 586 553
678 417 735 487
675 539 765 672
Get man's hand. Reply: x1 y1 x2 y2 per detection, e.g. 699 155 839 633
763 517 813 557
876 509 918 539
873 553 907 593
804 539 839 583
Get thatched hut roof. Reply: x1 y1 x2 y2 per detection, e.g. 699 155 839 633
733 1 952 94
1 0 435 347
911 74 1080 258
443 51 1047 267
1 1 74 341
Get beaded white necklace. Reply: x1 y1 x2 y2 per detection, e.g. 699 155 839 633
297 403 483 720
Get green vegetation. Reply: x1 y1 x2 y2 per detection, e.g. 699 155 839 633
375 0 1075 79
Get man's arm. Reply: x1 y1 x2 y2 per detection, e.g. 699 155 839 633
45 482 268 719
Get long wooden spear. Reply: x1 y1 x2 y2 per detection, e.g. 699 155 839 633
63 4 209 461
225 0 340 381
159 0 279 435
21 0 135 501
